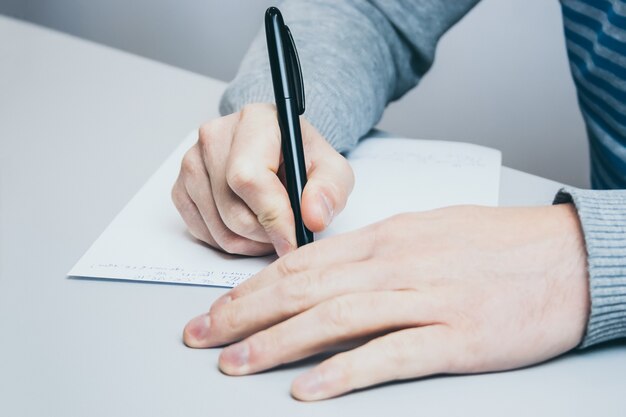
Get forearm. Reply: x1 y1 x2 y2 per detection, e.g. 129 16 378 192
554 188 626 347
220 0 479 152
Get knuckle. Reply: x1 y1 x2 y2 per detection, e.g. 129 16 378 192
276 275 312 311
381 335 411 370
315 264 342 286
359 226 379 260
180 151 200 178
256 205 283 230
256 198 289 232
203 238 221 252
248 329 277 364
217 233 249 255
373 213 411 248
198 122 218 148
275 252 306 277
318 360 350 390
188 227 206 242
226 164 257 194
370 220 392 249
198 120 230 158
186 225 214 246
323 297 354 331
222 205 261 237
211 305 240 333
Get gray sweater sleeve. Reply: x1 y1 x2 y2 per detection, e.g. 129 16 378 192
219 0 479 152
554 188 626 348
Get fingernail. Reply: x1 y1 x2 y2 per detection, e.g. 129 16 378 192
293 369 325 399
221 342 250 374
319 193 334 227
185 314 211 343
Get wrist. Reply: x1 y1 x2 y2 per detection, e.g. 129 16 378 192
549 203 590 347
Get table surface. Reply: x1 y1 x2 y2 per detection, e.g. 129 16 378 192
1 15 624 417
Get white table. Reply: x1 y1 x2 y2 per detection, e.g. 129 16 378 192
1 16 624 417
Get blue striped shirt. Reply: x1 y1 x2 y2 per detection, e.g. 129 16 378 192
561 0 626 189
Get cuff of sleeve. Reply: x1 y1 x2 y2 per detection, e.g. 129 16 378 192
553 187 626 348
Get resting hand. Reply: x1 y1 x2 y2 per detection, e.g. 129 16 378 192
171 103 354 256
184 204 589 401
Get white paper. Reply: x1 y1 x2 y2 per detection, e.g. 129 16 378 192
69 131 501 287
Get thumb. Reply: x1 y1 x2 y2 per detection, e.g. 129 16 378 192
301 140 354 233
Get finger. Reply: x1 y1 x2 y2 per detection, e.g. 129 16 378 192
291 325 453 401
217 291 442 376
171 174 219 248
223 224 377 301
300 125 355 232
199 114 274 246
226 104 297 256
185 260 396 348
182 145 273 256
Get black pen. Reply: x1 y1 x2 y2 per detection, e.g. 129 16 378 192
265 7 314 247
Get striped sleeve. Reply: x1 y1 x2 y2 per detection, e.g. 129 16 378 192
560 0 626 188
554 187 626 347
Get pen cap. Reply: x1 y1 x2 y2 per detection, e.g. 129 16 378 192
265 7 305 115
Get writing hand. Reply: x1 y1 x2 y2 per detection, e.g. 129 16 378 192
184 205 589 400
171 103 354 256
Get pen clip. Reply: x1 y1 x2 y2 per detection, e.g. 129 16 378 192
285 25 305 115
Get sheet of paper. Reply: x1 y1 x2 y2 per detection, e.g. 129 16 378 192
68 131 501 287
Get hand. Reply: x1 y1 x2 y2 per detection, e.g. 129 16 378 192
171 103 354 256
183 204 590 401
